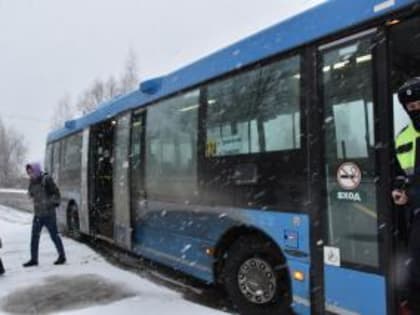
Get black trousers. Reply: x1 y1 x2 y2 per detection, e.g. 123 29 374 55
0 257 4 274
30 214 65 261
408 215 420 312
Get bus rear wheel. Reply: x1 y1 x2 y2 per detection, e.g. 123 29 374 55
222 235 292 315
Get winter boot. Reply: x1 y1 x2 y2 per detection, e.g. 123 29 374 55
54 256 66 265
0 258 4 275
23 260 38 267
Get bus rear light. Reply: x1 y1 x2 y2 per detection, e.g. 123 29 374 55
293 271 305 282
205 247 215 256
386 19 400 26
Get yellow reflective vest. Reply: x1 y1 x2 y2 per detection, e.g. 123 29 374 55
396 124 420 176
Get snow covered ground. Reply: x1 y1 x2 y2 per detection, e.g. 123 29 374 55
0 189 27 194
0 205 228 315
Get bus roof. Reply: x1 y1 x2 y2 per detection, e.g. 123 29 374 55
47 0 419 143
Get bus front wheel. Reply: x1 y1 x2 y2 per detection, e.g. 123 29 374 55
222 235 292 315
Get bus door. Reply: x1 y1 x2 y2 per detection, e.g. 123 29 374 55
113 113 132 249
129 109 146 248
389 14 420 311
317 29 388 315
89 119 115 239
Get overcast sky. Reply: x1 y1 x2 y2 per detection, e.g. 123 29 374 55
0 0 323 163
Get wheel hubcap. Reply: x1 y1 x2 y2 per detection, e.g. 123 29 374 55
237 257 276 304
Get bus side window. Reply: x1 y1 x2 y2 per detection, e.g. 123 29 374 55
206 55 301 157
145 90 199 202
203 54 305 209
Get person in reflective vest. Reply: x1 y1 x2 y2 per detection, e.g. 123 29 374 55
393 77 420 314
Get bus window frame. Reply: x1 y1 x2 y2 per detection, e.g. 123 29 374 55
198 50 310 213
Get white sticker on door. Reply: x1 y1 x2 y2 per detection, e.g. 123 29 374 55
324 246 341 267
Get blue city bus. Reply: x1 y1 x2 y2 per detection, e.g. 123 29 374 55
46 1 420 314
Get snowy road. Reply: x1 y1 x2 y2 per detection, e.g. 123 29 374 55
0 205 228 315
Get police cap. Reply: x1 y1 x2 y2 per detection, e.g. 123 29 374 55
398 77 420 106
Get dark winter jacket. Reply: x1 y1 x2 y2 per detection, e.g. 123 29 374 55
28 173 61 217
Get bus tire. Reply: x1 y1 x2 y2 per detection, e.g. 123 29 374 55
222 235 292 315
67 203 81 240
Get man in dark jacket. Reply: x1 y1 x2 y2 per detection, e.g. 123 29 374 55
23 162 66 267
392 77 420 314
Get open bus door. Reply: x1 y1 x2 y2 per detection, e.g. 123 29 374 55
313 14 420 315
388 15 420 314
317 28 386 315
89 119 115 240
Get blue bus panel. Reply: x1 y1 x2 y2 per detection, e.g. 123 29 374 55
132 205 311 313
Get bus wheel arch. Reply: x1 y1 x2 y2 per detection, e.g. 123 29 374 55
66 200 81 239
214 228 292 314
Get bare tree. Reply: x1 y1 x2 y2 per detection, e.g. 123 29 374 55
119 49 139 94
77 77 119 114
0 118 28 187
50 94 74 130
76 86 98 115
69 50 140 115
91 79 105 104
104 75 119 100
